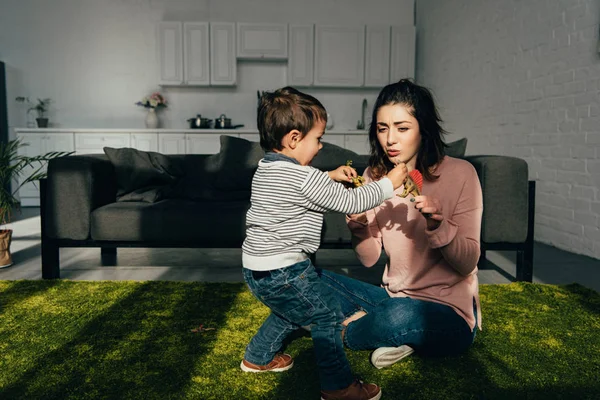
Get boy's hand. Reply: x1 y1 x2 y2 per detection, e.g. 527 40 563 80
386 163 409 190
328 165 357 184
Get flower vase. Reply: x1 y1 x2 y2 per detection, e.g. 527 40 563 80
145 108 159 129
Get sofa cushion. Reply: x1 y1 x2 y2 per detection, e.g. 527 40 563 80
446 138 468 158
91 199 250 244
103 147 184 203
214 135 265 191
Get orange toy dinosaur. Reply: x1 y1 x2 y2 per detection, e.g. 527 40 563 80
397 170 423 198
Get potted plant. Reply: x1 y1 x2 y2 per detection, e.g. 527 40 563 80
135 92 168 129
15 97 52 128
0 138 73 268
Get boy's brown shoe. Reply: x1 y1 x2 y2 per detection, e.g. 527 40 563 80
240 353 294 372
320 379 382 400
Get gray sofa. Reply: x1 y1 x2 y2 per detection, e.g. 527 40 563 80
40 135 535 282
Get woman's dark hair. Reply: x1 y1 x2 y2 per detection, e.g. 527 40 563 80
257 86 327 151
368 79 447 181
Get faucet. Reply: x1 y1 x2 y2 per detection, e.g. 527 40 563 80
356 98 367 130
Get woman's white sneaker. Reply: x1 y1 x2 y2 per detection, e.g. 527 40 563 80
370 345 414 369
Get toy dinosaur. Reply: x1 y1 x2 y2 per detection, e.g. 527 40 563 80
397 170 423 198
346 160 365 187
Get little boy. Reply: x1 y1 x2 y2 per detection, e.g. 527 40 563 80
240 87 407 400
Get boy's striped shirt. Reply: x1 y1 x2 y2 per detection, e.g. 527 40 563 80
242 159 393 271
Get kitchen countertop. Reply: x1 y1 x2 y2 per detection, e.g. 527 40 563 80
15 128 369 135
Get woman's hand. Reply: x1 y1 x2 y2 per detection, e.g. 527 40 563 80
412 195 444 230
348 212 368 225
328 165 357 184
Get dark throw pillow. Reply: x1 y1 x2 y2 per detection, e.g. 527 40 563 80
170 153 252 202
214 135 265 191
445 138 468 158
103 147 184 203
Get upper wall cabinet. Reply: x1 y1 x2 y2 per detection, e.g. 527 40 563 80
287 24 314 86
183 22 210 85
157 21 210 86
210 22 237 86
237 23 288 60
157 21 415 88
157 22 184 85
158 21 236 86
390 26 416 81
364 26 391 87
314 25 365 87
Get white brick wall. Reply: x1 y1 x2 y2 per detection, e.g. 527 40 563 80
416 0 600 259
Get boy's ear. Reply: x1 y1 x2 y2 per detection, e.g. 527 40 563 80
286 129 302 149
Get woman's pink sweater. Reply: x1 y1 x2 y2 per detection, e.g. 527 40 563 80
348 156 483 330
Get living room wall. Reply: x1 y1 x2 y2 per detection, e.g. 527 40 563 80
0 0 413 135
416 0 600 259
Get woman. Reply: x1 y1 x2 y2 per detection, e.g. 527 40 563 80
320 79 483 368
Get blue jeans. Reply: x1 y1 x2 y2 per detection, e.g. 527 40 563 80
319 269 477 356
243 259 354 391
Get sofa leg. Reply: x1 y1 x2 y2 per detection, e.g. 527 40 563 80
101 247 117 266
42 240 60 279
517 181 536 283
478 248 487 269
516 249 533 283
101 247 117 256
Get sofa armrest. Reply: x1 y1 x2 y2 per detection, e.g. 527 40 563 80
44 155 117 240
464 155 530 244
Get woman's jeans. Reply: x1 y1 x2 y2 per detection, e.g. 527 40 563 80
243 259 354 391
319 269 477 356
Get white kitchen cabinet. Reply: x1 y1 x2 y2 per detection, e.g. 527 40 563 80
210 22 237 86
390 26 416 81
365 26 391 87
158 133 186 154
157 22 184 85
238 133 260 143
314 25 365 87
158 22 210 86
17 132 74 206
344 135 370 155
237 23 288 60
75 133 130 155
17 134 45 201
131 133 159 152
186 134 219 154
322 135 345 148
186 133 239 154
14 129 370 206
183 22 210 86
287 24 314 86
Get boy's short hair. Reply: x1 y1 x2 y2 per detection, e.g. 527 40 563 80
257 86 327 151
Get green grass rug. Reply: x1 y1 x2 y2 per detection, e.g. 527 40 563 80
0 281 598 400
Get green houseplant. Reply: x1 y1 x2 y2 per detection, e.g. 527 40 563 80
0 138 73 268
15 97 52 128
